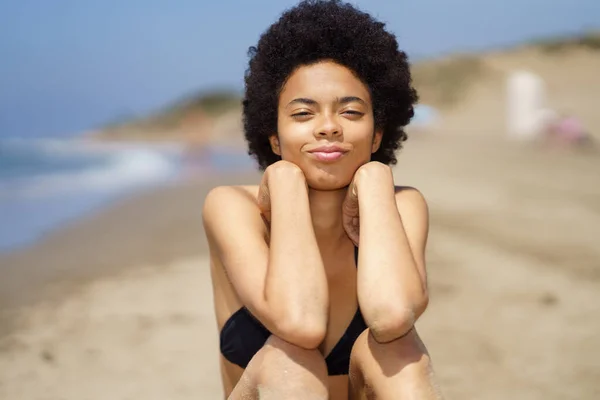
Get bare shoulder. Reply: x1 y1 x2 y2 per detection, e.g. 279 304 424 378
202 185 261 230
203 185 259 209
393 186 428 214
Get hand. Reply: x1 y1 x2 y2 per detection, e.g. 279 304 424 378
342 162 393 246
342 176 360 246
257 160 305 225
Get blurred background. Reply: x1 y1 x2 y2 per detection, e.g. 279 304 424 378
1 1 599 399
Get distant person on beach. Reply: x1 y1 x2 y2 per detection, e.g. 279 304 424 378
203 1 443 399
543 111 592 148
553 114 591 146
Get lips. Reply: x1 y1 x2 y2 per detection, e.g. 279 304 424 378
311 151 345 161
307 145 349 162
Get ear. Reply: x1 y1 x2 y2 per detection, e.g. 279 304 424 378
269 134 281 156
371 130 383 153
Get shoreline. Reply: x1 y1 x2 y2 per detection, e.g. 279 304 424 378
0 136 254 252
0 171 262 337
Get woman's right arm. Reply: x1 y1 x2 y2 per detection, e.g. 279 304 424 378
202 162 328 349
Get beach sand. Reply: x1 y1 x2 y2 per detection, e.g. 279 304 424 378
1 134 599 399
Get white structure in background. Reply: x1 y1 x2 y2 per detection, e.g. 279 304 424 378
506 70 555 140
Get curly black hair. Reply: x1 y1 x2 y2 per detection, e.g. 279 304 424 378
243 0 418 170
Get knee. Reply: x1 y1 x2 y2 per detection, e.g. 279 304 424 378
255 335 328 393
351 327 430 376
376 327 428 358
350 329 443 400
262 334 328 368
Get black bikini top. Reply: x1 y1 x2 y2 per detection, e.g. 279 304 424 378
219 247 366 376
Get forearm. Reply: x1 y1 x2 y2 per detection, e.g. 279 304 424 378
264 173 328 346
356 176 427 342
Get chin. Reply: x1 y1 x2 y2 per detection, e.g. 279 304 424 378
304 168 353 191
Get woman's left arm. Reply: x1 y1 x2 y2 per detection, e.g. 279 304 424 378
353 162 429 343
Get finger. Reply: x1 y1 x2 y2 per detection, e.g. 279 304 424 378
345 185 359 210
260 212 271 226
343 196 359 215
349 178 359 201
350 232 360 246
259 193 271 213
257 183 271 213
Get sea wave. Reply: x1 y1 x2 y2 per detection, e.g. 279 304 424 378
0 138 182 200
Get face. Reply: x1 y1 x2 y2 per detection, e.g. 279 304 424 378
270 61 382 190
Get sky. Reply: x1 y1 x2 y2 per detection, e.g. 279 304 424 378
0 0 598 138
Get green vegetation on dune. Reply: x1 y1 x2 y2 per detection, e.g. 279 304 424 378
142 89 241 129
93 89 242 140
139 89 241 129
162 90 242 118
533 31 600 53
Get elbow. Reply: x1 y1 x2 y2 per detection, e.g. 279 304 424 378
414 289 430 318
369 308 415 344
274 317 327 350
368 294 429 344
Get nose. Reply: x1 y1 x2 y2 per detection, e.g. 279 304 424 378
314 114 342 138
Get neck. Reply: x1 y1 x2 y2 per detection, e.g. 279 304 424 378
308 186 350 252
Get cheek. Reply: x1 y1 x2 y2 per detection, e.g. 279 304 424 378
347 128 377 159
278 136 303 161
276 122 311 159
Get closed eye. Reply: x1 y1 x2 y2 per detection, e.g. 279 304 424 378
342 110 364 118
291 111 313 119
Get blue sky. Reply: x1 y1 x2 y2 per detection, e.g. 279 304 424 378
1 0 598 138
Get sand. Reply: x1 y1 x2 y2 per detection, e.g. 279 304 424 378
1 133 599 399
0 257 221 399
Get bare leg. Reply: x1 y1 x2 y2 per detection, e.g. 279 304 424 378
228 335 329 400
349 328 444 400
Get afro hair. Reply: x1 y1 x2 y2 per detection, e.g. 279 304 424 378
243 0 418 170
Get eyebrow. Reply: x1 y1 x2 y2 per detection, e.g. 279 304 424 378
286 98 318 107
286 96 366 108
338 96 366 105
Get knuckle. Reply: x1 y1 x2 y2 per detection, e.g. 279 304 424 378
357 161 391 178
363 161 389 172
270 161 303 175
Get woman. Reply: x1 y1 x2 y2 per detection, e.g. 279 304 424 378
203 1 443 398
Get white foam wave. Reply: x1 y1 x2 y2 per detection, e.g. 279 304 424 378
0 141 181 199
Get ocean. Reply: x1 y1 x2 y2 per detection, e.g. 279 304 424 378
0 137 255 252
